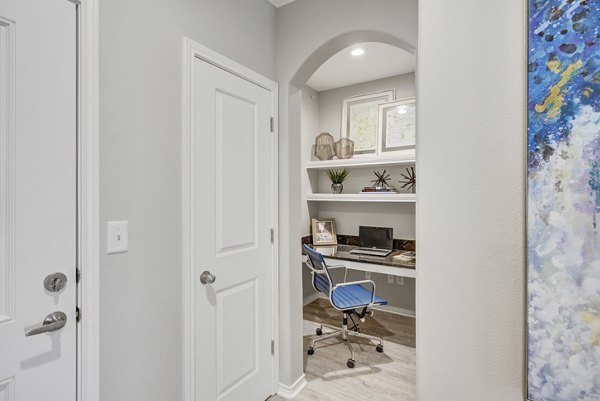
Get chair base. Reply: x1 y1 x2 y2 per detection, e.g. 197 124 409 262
307 313 384 368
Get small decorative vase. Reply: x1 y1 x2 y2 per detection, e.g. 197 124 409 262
314 132 335 161
334 137 354 159
331 183 343 194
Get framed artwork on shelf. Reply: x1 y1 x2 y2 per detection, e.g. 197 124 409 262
341 90 395 155
378 98 416 153
311 218 337 246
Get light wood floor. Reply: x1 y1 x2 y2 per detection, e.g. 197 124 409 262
269 298 416 401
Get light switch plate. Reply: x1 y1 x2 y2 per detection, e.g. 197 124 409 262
107 221 128 254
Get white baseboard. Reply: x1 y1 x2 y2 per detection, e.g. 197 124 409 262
303 293 415 318
302 292 324 306
277 374 307 399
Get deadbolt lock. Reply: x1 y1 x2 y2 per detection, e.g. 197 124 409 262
44 272 67 293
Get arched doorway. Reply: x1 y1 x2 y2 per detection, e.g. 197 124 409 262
277 29 418 398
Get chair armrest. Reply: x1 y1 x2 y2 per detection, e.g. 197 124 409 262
333 279 376 305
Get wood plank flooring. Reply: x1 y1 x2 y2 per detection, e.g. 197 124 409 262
269 298 416 401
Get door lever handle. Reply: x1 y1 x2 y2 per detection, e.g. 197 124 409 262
25 311 67 336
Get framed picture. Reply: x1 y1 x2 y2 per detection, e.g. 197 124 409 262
311 218 337 246
378 98 416 153
341 90 395 155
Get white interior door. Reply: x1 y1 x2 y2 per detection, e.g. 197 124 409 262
193 58 275 401
0 0 77 399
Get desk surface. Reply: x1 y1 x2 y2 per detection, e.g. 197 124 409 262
302 245 416 278
307 244 416 270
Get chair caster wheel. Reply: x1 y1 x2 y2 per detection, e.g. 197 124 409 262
376 344 384 353
307 347 315 355
347 359 355 369
316 328 322 336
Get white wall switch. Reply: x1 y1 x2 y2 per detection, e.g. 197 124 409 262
387 274 394 284
396 276 404 286
107 221 128 254
365 271 371 280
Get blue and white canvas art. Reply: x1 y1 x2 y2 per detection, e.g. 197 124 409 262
528 0 600 400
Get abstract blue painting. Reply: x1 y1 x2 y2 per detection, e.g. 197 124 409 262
528 0 600 400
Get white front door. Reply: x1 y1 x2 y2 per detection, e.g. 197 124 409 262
0 0 77 399
193 58 275 401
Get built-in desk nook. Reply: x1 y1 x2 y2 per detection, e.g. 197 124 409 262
300 95 417 317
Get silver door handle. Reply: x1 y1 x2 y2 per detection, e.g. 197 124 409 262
200 271 216 284
25 311 67 336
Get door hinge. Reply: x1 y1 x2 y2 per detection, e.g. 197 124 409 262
270 117 274 133
76 307 81 323
76 268 81 284
271 339 275 356
270 228 274 244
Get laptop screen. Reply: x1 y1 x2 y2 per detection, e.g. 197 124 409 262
359 226 393 249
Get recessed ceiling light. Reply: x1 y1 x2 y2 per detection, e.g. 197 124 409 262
351 48 365 56
397 108 408 115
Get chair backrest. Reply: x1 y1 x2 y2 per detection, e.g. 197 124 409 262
303 244 334 295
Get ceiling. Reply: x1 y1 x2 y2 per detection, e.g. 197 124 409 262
306 42 416 92
268 0 297 7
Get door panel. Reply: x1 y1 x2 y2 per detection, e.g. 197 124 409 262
216 279 257 394
194 58 274 401
0 378 14 401
215 91 257 254
0 0 77 399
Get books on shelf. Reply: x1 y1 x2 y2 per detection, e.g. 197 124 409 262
361 186 398 194
393 251 416 262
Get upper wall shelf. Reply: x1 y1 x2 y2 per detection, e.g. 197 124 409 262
306 193 416 203
305 152 415 170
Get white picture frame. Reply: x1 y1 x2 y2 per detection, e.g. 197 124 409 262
377 98 416 154
341 90 395 155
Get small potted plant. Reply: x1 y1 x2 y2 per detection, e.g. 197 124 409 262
327 168 350 194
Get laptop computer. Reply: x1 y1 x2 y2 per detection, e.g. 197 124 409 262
350 226 394 257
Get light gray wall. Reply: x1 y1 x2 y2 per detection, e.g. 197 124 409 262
301 86 319 237
99 1 275 400
318 73 415 140
276 0 418 388
417 0 525 400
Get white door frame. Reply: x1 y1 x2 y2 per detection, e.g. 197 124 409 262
74 0 100 400
181 37 280 401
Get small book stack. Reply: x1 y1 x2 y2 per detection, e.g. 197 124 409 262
361 186 398 193
393 251 416 262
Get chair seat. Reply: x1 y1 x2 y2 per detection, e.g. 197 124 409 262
331 284 388 310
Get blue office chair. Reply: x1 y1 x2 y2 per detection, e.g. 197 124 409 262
303 244 388 368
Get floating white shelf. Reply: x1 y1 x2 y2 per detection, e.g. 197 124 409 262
305 154 415 170
305 193 416 203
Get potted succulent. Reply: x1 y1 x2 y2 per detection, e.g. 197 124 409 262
327 168 350 194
